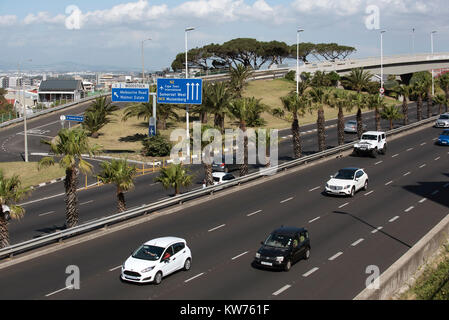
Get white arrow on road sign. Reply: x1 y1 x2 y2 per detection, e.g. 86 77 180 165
114 92 119 98
196 83 199 100
191 83 194 100
186 83 190 100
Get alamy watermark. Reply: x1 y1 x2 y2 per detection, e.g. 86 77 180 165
365 265 380 290
65 5 82 30
65 265 80 290
365 5 380 30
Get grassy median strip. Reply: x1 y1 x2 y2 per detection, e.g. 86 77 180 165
0 162 65 188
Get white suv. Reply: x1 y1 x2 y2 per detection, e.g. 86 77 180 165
353 131 387 157
435 113 449 128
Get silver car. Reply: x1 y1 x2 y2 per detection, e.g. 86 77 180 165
344 120 367 133
435 113 449 128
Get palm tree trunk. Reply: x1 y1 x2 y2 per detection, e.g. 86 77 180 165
356 108 363 139
91 131 99 139
417 95 423 121
390 119 393 130
337 107 344 146
0 209 9 249
317 106 326 151
427 90 432 118
291 115 301 158
221 116 225 134
375 107 381 131
65 167 79 228
204 163 213 186
214 114 221 128
439 104 443 115
201 112 207 124
239 122 248 177
402 98 409 125
117 188 126 213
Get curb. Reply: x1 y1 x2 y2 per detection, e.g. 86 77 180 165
30 176 65 190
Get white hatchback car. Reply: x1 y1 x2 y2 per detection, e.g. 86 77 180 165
212 172 236 185
325 168 368 197
121 237 192 285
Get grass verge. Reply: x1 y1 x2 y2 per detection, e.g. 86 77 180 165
0 162 65 188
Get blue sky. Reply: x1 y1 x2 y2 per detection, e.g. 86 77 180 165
1 0 448 71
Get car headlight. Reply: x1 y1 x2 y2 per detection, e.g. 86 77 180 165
141 266 155 273
276 256 284 263
345 185 351 189
255 253 261 259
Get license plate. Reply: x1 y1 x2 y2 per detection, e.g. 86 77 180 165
261 261 272 266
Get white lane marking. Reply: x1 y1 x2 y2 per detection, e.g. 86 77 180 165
431 190 440 196
385 181 393 186
420 142 427 146
272 285 291 296
351 238 364 247
280 197 293 203
149 183 159 186
444 183 449 188
375 161 383 165
371 226 383 234
309 186 320 192
38 211 55 217
419 198 427 203
404 206 414 213
109 265 122 272
389 216 400 222
407 147 414 151
328 252 343 261
231 251 248 260
302 267 319 277
403 172 411 177
184 272 205 283
339 202 349 209
45 285 74 297
419 164 426 168
435 157 441 161
79 200 94 206
247 210 262 217
364 191 374 196
309 216 320 223
208 224 226 232
392 154 399 158
21 192 65 206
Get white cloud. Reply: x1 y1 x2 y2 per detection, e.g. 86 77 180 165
292 0 363 16
23 12 65 25
0 15 17 26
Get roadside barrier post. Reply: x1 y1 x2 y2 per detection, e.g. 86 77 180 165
153 161 155 172
142 163 145 174
85 175 87 189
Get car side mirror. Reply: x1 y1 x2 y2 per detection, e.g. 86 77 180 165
330 175 334 179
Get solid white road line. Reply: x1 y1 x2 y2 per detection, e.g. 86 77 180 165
247 210 262 217
403 172 411 177
309 216 320 223
309 186 320 192
280 197 293 203
302 267 319 277
208 224 226 232
21 193 65 206
385 181 393 186
364 191 374 196
272 285 291 296
184 273 205 283
339 202 349 208
371 226 383 234
79 200 94 206
328 252 343 261
419 198 427 203
109 266 122 272
404 206 414 213
389 216 400 222
45 286 74 297
351 238 364 247
38 211 55 217
231 251 248 260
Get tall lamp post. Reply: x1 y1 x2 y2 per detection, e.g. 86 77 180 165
431 30 437 96
296 28 304 97
18 59 32 162
141 38 152 84
380 30 386 95
412 28 415 56
185 27 195 157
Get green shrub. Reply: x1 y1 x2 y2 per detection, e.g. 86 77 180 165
141 134 172 157
285 70 296 82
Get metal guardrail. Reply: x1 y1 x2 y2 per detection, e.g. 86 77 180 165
0 92 111 129
0 114 440 260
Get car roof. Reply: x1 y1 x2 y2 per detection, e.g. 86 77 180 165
346 120 357 123
340 167 361 172
212 172 227 177
272 226 306 237
144 237 185 248
362 131 385 135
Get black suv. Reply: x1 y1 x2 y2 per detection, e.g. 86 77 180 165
211 155 240 173
253 226 310 271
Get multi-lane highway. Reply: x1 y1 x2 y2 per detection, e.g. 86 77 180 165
0 118 447 299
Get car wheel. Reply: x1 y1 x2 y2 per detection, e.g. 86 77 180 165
154 271 162 285
304 248 311 260
350 187 355 197
284 259 292 272
363 180 368 191
224 167 229 173
183 258 191 271
382 145 387 155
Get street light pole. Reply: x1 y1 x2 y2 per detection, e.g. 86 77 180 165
185 27 194 157
296 28 304 97
412 28 415 56
431 31 437 97
18 60 31 162
380 30 386 95
141 38 151 84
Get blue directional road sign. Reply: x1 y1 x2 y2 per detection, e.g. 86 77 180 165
64 115 84 122
149 117 156 137
157 78 202 105
112 83 149 103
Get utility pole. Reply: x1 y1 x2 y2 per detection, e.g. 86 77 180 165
296 28 304 97
185 27 195 157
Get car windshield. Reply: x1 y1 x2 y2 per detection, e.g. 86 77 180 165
347 121 356 125
334 169 356 180
442 131 449 137
213 177 221 182
439 115 449 120
361 134 377 141
132 245 164 261
264 233 292 248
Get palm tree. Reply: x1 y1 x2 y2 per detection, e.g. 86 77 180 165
309 87 329 152
38 128 99 228
192 82 211 124
348 93 368 139
411 81 426 121
326 91 351 146
341 68 372 138
366 94 387 131
122 101 179 131
395 84 412 125
251 128 278 167
195 124 220 187
0 170 30 248
86 96 119 115
411 72 432 119
229 64 253 98
83 97 119 138
280 92 311 158
97 159 137 213
434 94 448 115
203 82 232 133
438 73 449 101
381 105 403 130
155 163 193 195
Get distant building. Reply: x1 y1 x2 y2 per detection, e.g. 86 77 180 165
0 77 8 89
82 81 94 92
38 79 86 104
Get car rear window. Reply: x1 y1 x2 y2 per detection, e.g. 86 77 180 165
361 134 377 140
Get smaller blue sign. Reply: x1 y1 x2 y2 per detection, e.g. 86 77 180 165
112 87 149 103
149 125 156 137
65 115 84 122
